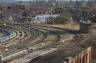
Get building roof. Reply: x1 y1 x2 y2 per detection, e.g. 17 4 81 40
80 16 91 24
35 14 59 18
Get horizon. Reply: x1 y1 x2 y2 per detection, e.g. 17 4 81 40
0 0 93 3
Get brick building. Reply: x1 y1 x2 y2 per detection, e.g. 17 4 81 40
79 17 91 33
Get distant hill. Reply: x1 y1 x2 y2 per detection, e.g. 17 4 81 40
0 0 35 3
0 0 17 3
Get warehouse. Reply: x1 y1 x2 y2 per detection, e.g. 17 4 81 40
35 14 59 24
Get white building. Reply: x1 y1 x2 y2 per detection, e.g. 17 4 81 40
35 14 59 24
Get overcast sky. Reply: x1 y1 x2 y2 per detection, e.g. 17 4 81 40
0 0 85 1
0 0 89 3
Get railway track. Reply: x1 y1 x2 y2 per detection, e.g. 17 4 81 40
3 24 95 63
0 24 69 63
0 25 46 62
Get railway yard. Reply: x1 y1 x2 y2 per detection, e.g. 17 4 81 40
0 24 96 63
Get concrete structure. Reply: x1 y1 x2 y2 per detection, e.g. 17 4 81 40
35 14 59 24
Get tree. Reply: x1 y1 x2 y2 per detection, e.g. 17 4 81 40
89 16 96 23
55 11 71 24
22 11 28 17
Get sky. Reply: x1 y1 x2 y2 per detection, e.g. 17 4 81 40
0 0 87 3
0 0 78 2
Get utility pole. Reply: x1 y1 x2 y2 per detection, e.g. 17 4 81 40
0 55 2 63
0 51 3 63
